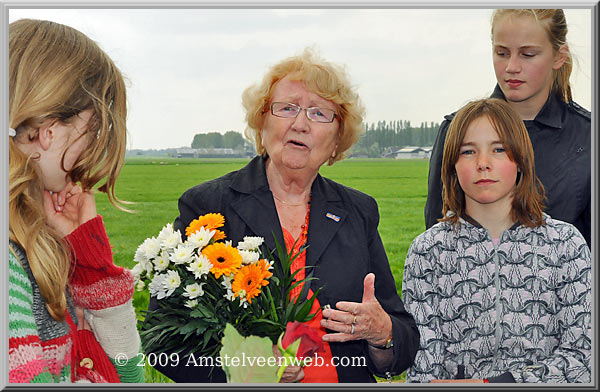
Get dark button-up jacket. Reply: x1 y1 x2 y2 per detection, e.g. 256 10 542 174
425 86 591 246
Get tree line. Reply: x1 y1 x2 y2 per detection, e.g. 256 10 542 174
352 120 441 157
191 131 246 149
190 120 441 158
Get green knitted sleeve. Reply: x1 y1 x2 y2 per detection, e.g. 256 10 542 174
9 249 57 383
110 353 145 383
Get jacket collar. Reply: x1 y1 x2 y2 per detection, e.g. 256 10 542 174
491 84 563 130
229 155 347 267
230 155 271 194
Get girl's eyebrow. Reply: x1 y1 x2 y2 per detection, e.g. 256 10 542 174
493 44 542 50
460 140 503 146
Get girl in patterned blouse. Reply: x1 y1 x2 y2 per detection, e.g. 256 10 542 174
402 98 590 383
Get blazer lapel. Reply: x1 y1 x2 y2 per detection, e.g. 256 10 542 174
228 156 285 254
230 190 284 254
306 175 347 268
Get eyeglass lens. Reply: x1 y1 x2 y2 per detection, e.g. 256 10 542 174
271 102 336 123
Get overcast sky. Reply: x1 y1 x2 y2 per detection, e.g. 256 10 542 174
8 7 592 150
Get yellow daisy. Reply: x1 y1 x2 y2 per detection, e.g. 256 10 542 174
202 242 242 279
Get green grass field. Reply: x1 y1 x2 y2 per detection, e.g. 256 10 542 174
95 157 430 383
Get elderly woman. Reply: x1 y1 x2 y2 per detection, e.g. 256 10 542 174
150 49 419 383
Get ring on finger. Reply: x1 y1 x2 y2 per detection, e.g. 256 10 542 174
351 324 355 334
352 315 357 325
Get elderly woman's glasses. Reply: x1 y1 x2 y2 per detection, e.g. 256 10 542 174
270 102 338 123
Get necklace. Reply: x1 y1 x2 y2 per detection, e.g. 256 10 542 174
272 193 308 207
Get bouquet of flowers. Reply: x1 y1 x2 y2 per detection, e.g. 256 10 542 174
134 213 321 365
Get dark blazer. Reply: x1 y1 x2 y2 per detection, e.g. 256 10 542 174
149 155 419 383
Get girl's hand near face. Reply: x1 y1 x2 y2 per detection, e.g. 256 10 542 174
43 182 97 237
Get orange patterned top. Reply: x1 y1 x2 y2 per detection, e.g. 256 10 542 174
281 201 339 383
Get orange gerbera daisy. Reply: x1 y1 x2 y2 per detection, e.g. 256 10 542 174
186 213 225 237
202 242 241 278
232 263 271 304
256 259 273 280
212 229 226 241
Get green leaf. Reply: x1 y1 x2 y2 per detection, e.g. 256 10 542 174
219 324 279 383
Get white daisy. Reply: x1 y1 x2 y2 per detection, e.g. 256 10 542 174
157 223 174 242
224 288 236 301
187 226 215 249
131 262 145 282
187 254 212 279
169 244 194 265
239 250 260 265
149 273 167 299
264 259 275 271
134 244 148 264
153 252 170 272
183 283 206 299
221 274 234 290
140 237 161 260
136 280 146 291
237 236 264 251
185 299 198 309
160 230 182 250
162 270 181 297
237 293 249 309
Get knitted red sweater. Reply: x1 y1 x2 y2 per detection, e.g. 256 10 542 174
66 215 134 310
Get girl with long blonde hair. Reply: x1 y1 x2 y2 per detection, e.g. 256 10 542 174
9 19 143 383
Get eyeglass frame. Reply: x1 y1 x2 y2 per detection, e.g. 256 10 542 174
266 102 339 123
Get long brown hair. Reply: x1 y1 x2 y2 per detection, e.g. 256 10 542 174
9 19 128 320
492 9 573 103
441 98 545 227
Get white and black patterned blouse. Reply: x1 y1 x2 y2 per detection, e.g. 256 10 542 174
402 214 591 383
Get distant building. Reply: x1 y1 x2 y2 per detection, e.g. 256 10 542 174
175 148 198 158
390 146 433 159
